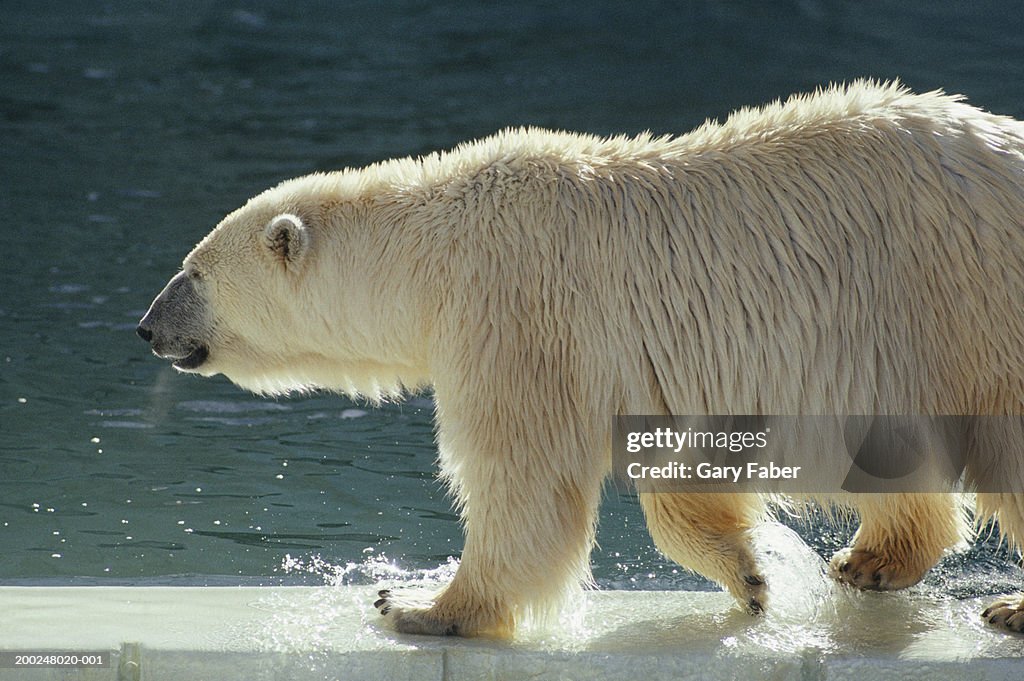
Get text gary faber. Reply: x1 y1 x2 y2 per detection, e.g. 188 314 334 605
626 460 802 483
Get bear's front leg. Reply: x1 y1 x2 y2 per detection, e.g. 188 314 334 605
374 468 603 637
374 379 607 637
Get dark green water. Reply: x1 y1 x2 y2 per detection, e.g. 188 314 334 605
1 1 1022 596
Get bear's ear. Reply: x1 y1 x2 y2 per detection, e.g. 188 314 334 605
263 213 310 268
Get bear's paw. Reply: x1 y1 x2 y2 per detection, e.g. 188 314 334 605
828 547 929 591
374 589 463 637
982 596 1024 633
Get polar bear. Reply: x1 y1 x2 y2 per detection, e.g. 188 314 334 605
138 81 1024 637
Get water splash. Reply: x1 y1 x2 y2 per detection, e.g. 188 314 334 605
751 520 844 622
277 552 459 589
744 520 851 653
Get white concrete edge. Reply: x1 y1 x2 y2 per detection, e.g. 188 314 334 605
0 586 1022 680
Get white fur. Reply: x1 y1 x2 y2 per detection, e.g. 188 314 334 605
179 80 1024 636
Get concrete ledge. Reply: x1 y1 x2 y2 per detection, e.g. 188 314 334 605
1 586 1022 680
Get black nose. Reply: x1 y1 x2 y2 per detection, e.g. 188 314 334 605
136 325 153 343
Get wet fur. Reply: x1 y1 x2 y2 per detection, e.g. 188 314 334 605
142 81 1024 636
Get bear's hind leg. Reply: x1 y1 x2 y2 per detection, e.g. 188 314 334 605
977 493 1024 633
639 491 768 613
967 416 1024 632
829 493 967 590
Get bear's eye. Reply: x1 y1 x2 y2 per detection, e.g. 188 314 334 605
188 268 203 282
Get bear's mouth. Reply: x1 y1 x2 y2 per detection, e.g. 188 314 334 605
171 344 209 371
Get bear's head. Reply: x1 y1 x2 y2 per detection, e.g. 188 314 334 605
137 203 318 390
138 178 438 398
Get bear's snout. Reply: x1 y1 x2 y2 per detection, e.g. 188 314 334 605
138 270 212 372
